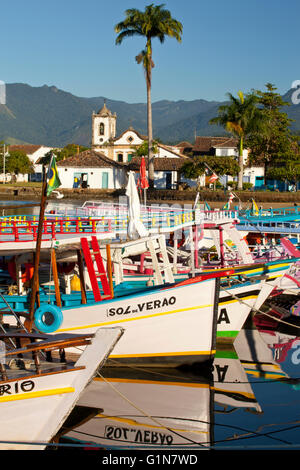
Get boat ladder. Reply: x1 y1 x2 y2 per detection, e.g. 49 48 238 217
111 235 175 286
80 236 113 302
146 235 175 285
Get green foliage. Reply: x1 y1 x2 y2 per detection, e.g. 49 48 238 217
41 144 89 165
246 83 299 166
209 91 265 153
209 90 266 189
180 156 240 180
6 150 34 175
134 140 158 156
267 159 300 182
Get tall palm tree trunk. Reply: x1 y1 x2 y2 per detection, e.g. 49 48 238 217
146 41 154 188
238 137 244 190
147 78 154 187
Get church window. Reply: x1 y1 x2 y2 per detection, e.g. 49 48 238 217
99 123 105 135
127 136 133 143
117 154 123 162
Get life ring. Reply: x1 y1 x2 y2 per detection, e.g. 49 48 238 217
168 232 185 248
34 304 63 333
57 262 76 275
8 260 34 285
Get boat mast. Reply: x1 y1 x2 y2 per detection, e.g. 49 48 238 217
26 166 48 332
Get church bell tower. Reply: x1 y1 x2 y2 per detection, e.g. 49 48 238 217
92 101 117 147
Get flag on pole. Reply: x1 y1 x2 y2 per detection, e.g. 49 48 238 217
251 198 259 216
137 156 149 190
222 192 235 210
47 154 61 197
208 172 218 183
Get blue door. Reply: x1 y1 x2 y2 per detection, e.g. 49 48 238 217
102 172 109 189
255 176 264 188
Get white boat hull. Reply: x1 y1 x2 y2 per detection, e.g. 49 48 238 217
55 276 219 366
0 327 123 450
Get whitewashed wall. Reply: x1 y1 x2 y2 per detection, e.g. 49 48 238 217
114 131 144 146
92 115 116 146
215 147 248 164
32 147 54 163
57 166 126 189
243 166 265 186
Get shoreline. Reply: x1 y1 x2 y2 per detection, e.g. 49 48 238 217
0 186 300 210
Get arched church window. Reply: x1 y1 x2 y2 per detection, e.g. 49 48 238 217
99 123 105 135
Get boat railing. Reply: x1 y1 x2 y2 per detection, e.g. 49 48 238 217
0 207 239 241
0 218 114 242
203 209 238 221
243 206 300 219
237 220 300 234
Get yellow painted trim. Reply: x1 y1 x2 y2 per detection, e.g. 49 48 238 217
109 350 215 359
0 387 75 403
212 387 256 400
242 362 281 370
94 377 210 388
245 371 286 380
57 303 213 333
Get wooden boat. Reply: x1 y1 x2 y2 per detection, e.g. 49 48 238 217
0 326 123 450
0 234 295 352
47 269 225 367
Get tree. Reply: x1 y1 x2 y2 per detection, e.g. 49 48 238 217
245 83 300 175
41 144 89 165
210 91 265 190
267 159 300 189
115 4 183 187
134 140 158 157
6 150 34 177
180 156 240 184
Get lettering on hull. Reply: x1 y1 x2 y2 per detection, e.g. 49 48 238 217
107 296 176 317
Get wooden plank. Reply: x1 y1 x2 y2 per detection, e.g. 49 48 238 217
77 249 87 305
0 366 86 385
106 243 114 298
5 338 92 356
51 247 62 307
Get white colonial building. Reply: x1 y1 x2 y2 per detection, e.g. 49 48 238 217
177 136 265 189
56 150 126 189
2 144 54 182
88 102 188 189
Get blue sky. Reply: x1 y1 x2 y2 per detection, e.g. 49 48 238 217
1 0 299 103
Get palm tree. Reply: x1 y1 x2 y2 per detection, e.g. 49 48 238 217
115 4 183 187
210 91 264 190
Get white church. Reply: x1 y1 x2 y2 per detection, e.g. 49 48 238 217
57 102 188 190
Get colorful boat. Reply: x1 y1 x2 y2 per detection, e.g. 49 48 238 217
0 326 123 450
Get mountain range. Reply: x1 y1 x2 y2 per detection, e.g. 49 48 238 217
0 83 299 148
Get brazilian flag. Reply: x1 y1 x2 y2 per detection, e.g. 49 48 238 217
47 154 61 196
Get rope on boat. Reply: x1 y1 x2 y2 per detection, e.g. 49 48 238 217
94 370 209 447
220 282 300 331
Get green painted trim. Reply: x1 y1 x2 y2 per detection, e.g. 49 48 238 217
216 331 239 338
215 349 238 359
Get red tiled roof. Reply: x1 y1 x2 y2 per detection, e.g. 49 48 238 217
57 149 125 168
193 136 238 152
8 145 43 154
128 156 185 171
